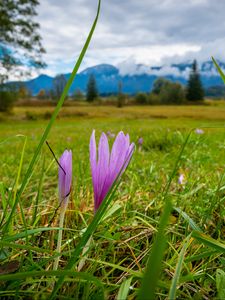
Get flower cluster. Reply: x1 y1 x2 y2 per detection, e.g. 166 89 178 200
58 131 134 213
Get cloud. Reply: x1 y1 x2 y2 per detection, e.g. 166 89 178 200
33 0 225 77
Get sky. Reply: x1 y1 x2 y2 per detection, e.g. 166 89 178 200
36 0 225 77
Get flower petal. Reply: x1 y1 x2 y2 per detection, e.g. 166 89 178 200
95 132 109 210
109 131 130 183
59 149 72 206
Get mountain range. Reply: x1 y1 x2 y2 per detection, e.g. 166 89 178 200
11 60 225 96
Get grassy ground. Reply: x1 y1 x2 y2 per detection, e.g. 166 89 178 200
0 105 225 299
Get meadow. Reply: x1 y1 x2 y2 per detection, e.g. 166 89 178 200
0 104 225 299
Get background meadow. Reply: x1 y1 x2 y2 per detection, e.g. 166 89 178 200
0 105 225 299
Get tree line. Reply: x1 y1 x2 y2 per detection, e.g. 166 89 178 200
82 59 205 105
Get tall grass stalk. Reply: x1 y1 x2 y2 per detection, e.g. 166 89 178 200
2 0 101 237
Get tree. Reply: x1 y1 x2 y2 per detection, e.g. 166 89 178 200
0 89 17 111
152 77 185 104
86 74 98 102
135 92 148 104
117 80 125 107
37 89 46 100
72 89 84 101
52 74 67 100
0 0 45 83
186 60 204 101
159 82 185 104
152 77 170 94
18 85 30 100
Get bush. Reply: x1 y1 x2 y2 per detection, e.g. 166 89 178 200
159 82 185 104
152 77 171 94
0 90 17 112
135 92 148 104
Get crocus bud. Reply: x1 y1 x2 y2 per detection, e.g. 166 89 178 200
58 150 72 207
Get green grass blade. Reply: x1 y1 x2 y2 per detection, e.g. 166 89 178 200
216 269 225 299
87 258 142 278
32 157 45 226
116 277 133 300
0 270 104 289
138 131 192 300
185 249 217 263
0 182 7 212
138 199 173 300
0 240 52 254
4 227 64 242
174 207 202 232
168 235 191 300
212 57 225 84
3 0 101 235
192 231 225 252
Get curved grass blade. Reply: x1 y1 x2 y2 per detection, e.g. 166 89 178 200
168 235 191 300
174 207 202 232
2 0 101 235
0 240 51 254
0 270 104 295
212 57 225 84
4 227 65 242
116 277 133 300
192 231 225 253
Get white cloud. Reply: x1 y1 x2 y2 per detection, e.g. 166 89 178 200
30 0 225 77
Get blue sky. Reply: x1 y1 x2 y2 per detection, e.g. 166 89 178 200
35 0 225 77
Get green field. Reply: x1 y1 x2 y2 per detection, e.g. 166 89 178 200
0 105 225 299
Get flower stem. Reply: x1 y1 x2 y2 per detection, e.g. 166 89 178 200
53 201 67 271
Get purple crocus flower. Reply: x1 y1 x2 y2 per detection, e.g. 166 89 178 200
178 173 185 185
138 137 143 146
106 131 115 138
195 128 204 135
90 130 135 212
58 150 72 207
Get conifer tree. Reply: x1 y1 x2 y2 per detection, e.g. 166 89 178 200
186 60 204 101
86 74 98 102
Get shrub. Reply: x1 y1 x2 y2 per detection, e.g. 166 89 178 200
152 77 171 94
135 92 148 104
0 90 17 112
159 82 185 104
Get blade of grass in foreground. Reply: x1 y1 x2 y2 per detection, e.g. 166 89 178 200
138 199 172 300
168 235 191 300
212 57 225 84
0 270 104 300
192 231 225 253
138 131 192 300
2 0 101 236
